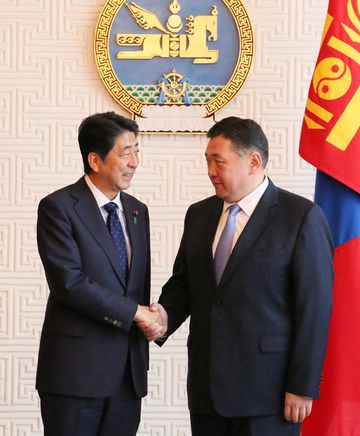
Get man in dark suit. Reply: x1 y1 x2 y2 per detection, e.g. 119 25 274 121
36 112 160 436
145 117 334 435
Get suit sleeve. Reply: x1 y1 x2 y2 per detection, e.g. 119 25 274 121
157 209 192 343
37 196 138 332
286 204 334 398
144 205 151 307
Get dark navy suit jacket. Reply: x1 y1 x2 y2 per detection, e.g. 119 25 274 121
158 180 334 417
36 176 150 398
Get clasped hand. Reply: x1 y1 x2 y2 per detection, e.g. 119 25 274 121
134 303 168 341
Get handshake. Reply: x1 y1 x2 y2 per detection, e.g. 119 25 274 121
134 303 168 342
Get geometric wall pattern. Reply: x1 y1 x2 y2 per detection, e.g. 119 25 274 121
0 0 327 434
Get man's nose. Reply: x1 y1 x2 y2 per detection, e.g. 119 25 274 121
207 161 216 178
128 151 139 168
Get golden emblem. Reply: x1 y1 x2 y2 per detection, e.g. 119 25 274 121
94 0 254 123
157 69 192 104
116 1 218 64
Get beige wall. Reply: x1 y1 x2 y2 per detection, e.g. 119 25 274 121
0 0 326 434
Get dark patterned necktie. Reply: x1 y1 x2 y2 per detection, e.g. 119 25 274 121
214 204 241 284
104 202 128 279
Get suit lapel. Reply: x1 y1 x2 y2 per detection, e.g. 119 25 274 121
120 192 142 294
70 177 127 289
218 180 278 288
202 197 224 287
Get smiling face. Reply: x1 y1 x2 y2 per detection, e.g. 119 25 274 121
88 131 139 199
205 134 264 203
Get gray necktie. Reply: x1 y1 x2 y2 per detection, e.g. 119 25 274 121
214 204 241 284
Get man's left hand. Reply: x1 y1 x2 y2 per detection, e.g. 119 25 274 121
284 392 313 423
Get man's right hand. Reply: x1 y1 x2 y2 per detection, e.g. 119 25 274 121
134 305 161 325
136 303 168 341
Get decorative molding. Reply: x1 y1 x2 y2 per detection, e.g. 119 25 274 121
136 105 214 132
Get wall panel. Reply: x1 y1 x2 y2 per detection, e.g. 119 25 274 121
0 0 327 433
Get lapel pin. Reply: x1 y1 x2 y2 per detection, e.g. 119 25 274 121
133 210 139 225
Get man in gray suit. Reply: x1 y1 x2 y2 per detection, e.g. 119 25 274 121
144 117 334 435
36 112 160 436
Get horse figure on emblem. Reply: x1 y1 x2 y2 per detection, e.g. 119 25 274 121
180 6 218 64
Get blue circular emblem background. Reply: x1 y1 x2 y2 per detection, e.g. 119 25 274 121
109 0 239 87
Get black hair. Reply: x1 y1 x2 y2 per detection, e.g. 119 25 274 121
78 112 139 174
207 117 268 167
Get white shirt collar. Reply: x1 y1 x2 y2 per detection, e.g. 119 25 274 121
84 174 122 211
223 176 269 217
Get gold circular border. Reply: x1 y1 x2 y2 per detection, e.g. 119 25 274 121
94 0 254 117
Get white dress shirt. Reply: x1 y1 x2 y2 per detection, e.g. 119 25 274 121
212 177 269 256
84 175 131 264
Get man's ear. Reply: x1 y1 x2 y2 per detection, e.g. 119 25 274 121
87 152 102 173
248 152 263 174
